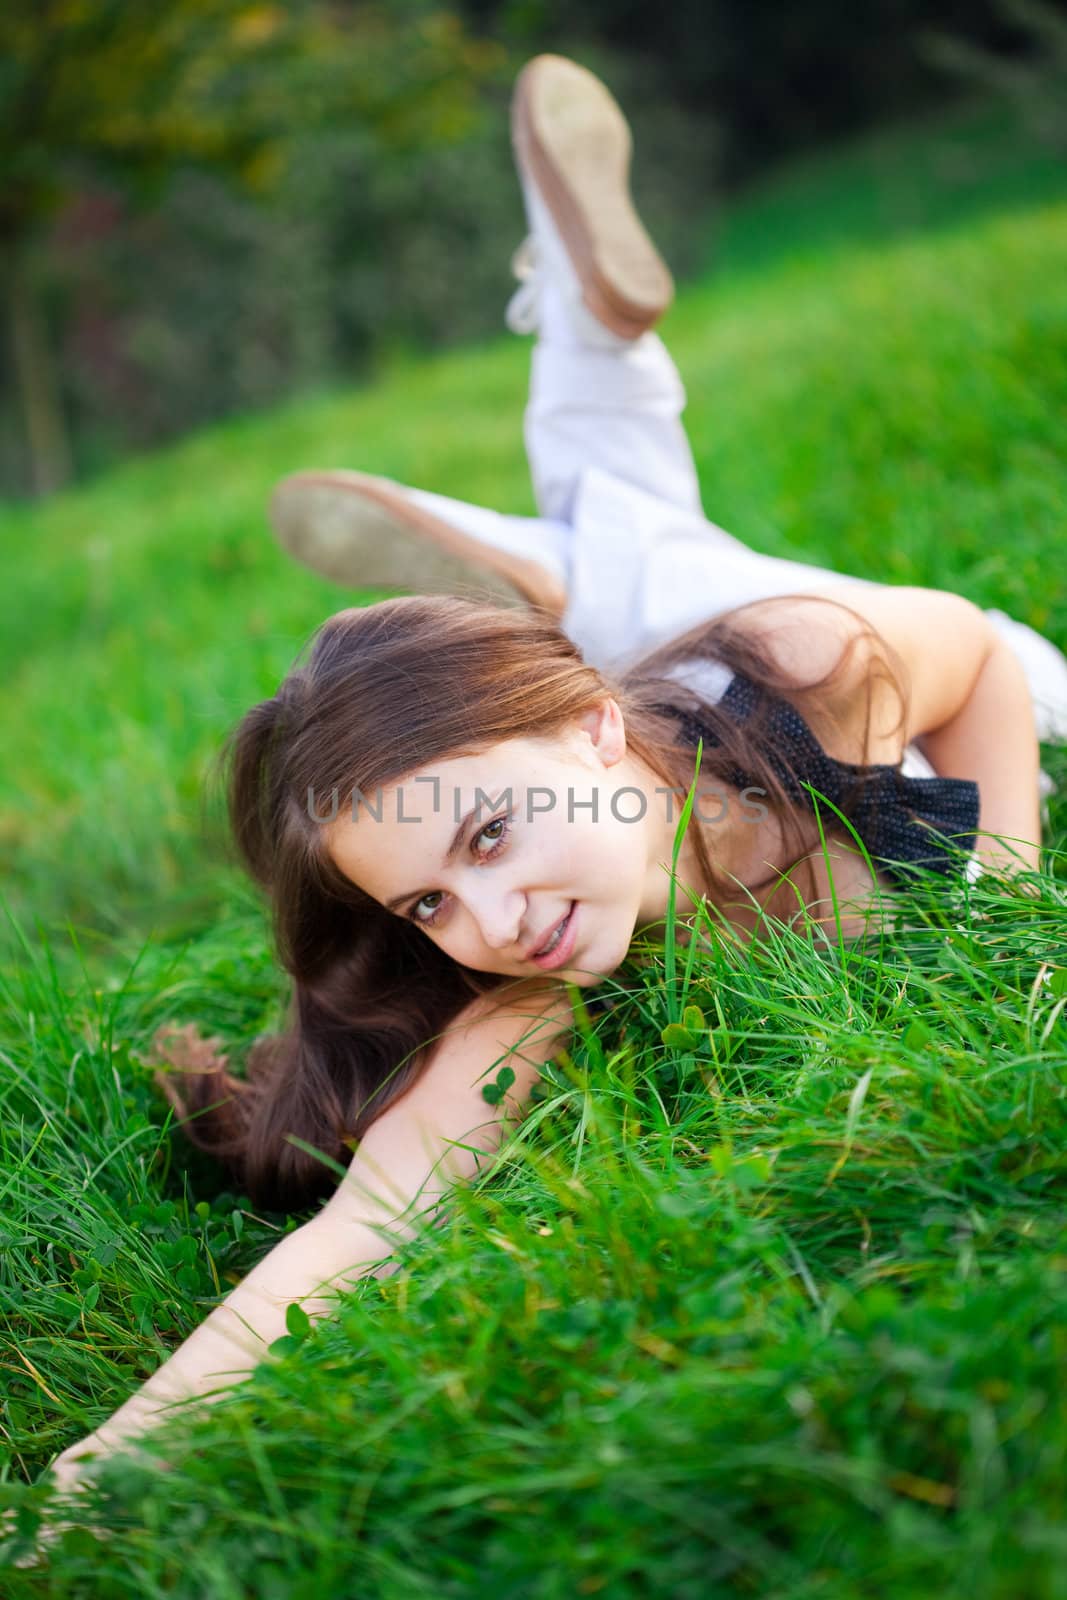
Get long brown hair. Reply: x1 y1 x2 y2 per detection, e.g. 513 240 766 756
154 592 904 1212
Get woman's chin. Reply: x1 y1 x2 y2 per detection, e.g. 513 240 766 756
563 964 610 988
565 932 629 986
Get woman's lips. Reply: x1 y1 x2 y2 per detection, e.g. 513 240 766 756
530 902 579 970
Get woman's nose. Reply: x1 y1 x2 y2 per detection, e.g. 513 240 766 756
467 883 525 949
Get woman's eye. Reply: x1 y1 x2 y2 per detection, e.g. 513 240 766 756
408 814 511 929
475 813 512 856
412 891 444 925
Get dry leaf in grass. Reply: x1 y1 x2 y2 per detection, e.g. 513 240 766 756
149 1021 230 1075
149 1022 232 1122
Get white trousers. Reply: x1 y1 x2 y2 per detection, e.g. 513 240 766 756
413 305 1067 787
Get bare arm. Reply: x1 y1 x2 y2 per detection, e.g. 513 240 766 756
910 629 1041 873
51 979 574 1475
755 584 1043 873
830 584 1042 873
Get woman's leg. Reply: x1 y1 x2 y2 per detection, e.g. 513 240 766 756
507 57 885 674
524 309 703 527
267 50 1067 774
265 52 839 626
512 57 1067 773
508 54 701 524
266 53 694 614
269 468 571 614
265 58 690 616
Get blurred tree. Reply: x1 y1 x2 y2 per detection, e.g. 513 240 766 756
0 0 498 495
465 0 1033 177
13 35 714 493
14 0 1028 500
920 0 1067 151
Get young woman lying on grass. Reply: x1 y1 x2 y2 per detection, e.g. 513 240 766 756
27 52 1067 1542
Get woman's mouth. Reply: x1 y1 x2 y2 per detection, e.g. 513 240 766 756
529 902 579 970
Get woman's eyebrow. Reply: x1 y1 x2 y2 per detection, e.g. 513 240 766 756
384 805 480 912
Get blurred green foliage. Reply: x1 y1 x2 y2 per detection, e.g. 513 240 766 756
480 0 1037 174
0 0 506 495
920 0 1067 153
0 6 716 498
1 0 1058 499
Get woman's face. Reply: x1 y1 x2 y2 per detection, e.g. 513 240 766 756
324 699 683 986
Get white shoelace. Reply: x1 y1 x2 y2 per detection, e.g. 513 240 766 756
504 236 541 335
503 232 632 349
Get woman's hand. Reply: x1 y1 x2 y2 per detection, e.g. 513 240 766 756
1 1431 171 1569
47 1429 130 1497
0 1435 113 1569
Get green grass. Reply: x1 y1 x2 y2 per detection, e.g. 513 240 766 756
703 99 1067 279
2 106 1067 1595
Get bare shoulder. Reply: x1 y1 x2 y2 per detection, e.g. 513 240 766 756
325 980 578 1230
451 977 578 1048
418 979 577 1122
733 582 994 762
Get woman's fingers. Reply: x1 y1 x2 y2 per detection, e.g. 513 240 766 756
1 1492 118 1570
11 1518 114 1570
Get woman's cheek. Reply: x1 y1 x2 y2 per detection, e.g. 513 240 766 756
554 830 588 880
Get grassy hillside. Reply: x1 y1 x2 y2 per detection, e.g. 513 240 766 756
2 101 1066 963
2 108 1067 1595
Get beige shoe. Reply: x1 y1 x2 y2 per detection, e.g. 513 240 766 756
511 54 674 340
269 470 568 616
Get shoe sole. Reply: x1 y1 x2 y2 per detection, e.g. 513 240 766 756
269 470 566 615
512 54 674 339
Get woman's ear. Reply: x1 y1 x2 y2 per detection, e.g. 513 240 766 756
575 697 627 766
